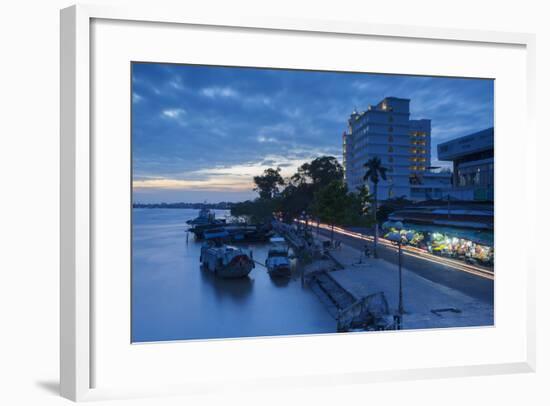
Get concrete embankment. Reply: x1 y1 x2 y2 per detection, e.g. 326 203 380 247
272 220 492 330
316 234 494 330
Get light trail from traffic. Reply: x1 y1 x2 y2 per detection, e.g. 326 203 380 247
303 221 494 280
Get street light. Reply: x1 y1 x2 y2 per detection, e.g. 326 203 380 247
386 221 405 329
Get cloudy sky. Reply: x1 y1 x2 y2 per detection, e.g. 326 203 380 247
132 63 493 203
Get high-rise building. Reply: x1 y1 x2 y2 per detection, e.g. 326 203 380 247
342 97 435 200
409 119 431 173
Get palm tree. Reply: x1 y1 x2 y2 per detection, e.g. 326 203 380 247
363 157 387 258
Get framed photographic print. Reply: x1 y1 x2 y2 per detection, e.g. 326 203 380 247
60 4 537 402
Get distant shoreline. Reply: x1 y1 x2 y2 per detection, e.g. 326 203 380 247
133 202 234 210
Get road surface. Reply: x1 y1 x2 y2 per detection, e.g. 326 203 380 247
316 225 494 305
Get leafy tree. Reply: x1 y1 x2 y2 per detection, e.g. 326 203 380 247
277 183 313 223
355 185 373 216
253 167 285 199
285 156 344 223
230 198 278 224
238 157 348 228
312 180 349 242
291 156 343 190
363 157 387 257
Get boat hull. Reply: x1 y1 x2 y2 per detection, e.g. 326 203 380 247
266 256 291 278
200 247 254 279
267 265 291 278
217 260 254 278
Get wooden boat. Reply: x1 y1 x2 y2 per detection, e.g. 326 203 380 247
265 236 291 278
200 241 254 278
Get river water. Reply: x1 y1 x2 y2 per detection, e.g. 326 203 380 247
131 208 335 342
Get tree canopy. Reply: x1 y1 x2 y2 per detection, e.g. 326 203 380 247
232 155 372 228
253 167 285 199
363 156 387 186
291 156 343 190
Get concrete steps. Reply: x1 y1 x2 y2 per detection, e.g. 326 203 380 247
309 271 356 319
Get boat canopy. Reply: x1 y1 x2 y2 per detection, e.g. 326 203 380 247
270 236 286 243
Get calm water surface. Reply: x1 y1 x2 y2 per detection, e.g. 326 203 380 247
132 208 335 342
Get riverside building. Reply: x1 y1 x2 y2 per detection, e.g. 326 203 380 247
437 127 494 201
343 97 447 200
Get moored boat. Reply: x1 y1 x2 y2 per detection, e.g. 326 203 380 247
190 222 270 242
265 236 291 278
187 207 225 226
200 241 255 278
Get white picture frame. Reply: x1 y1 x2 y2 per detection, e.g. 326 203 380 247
60 3 537 402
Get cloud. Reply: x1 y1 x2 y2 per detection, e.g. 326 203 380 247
133 154 330 193
169 77 184 91
282 107 301 119
243 94 272 107
351 81 371 91
132 93 143 103
133 176 253 192
131 62 493 202
258 123 295 138
201 86 239 99
257 135 278 143
162 108 186 119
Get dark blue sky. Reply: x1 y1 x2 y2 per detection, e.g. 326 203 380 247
132 63 493 203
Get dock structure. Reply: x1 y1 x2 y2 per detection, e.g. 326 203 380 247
271 220 306 250
272 220 323 260
273 220 395 331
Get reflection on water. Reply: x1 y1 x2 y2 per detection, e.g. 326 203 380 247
270 277 290 288
132 208 335 342
199 269 255 302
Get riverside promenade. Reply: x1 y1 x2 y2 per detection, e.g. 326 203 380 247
317 235 494 330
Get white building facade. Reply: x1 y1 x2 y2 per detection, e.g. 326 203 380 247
343 97 442 200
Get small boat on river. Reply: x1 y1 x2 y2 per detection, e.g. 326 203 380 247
265 236 291 278
190 222 270 242
200 241 255 278
187 207 225 226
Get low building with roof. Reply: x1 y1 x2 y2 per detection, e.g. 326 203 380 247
437 127 494 201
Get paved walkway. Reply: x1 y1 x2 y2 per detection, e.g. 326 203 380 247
317 227 494 304
319 236 494 330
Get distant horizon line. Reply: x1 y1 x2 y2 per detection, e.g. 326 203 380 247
133 201 238 206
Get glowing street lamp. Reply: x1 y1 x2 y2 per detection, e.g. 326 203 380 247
386 221 406 329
